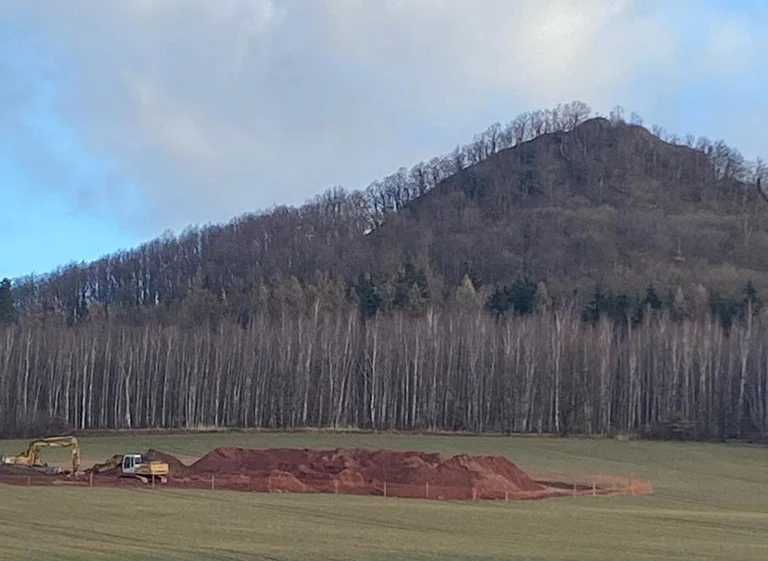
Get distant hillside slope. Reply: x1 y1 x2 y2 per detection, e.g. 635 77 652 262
7 104 767 325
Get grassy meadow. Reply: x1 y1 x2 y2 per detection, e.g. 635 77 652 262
1 431 768 560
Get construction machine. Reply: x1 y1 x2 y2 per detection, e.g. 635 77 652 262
0 435 80 475
87 453 169 484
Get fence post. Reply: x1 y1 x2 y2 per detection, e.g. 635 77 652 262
572 484 576 497
504 491 509 503
335 480 339 494
27 476 31 486
426 482 429 499
629 474 635 496
211 474 215 491
472 487 477 501
592 481 596 497
152 475 155 490
89 471 93 488
383 481 387 498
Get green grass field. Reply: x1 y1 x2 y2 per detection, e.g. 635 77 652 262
1 431 768 561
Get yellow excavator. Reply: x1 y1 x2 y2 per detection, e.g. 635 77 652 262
0 435 81 475
87 453 169 484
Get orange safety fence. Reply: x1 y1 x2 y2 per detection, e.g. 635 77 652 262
0 471 653 500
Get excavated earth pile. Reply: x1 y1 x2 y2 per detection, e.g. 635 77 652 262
0 446 653 500
164 447 552 500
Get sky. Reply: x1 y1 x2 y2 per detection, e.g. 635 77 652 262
1 0 766 280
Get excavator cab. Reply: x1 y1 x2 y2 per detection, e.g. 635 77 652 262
121 454 144 474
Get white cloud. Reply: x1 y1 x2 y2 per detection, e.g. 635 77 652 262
2 0 765 237
324 0 678 108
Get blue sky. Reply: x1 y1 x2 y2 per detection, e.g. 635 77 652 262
1 0 767 281
1 15 145 279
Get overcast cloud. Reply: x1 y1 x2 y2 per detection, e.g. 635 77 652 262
1 0 766 240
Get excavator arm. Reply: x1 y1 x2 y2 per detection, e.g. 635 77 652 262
87 454 123 474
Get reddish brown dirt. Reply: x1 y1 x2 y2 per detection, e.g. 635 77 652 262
0 447 653 501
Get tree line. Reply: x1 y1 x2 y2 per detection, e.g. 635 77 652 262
2 263 760 333
1 301 766 439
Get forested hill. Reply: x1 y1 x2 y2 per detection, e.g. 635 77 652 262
2 102 768 440
6 102 767 328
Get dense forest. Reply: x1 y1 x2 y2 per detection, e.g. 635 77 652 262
2 101 768 439
2 303 768 439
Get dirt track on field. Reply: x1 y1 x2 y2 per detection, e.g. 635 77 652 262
0 447 653 500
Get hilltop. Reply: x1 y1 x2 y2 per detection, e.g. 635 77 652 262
370 116 767 295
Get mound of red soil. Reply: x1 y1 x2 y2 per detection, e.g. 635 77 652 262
174 447 547 500
144 449 188 476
